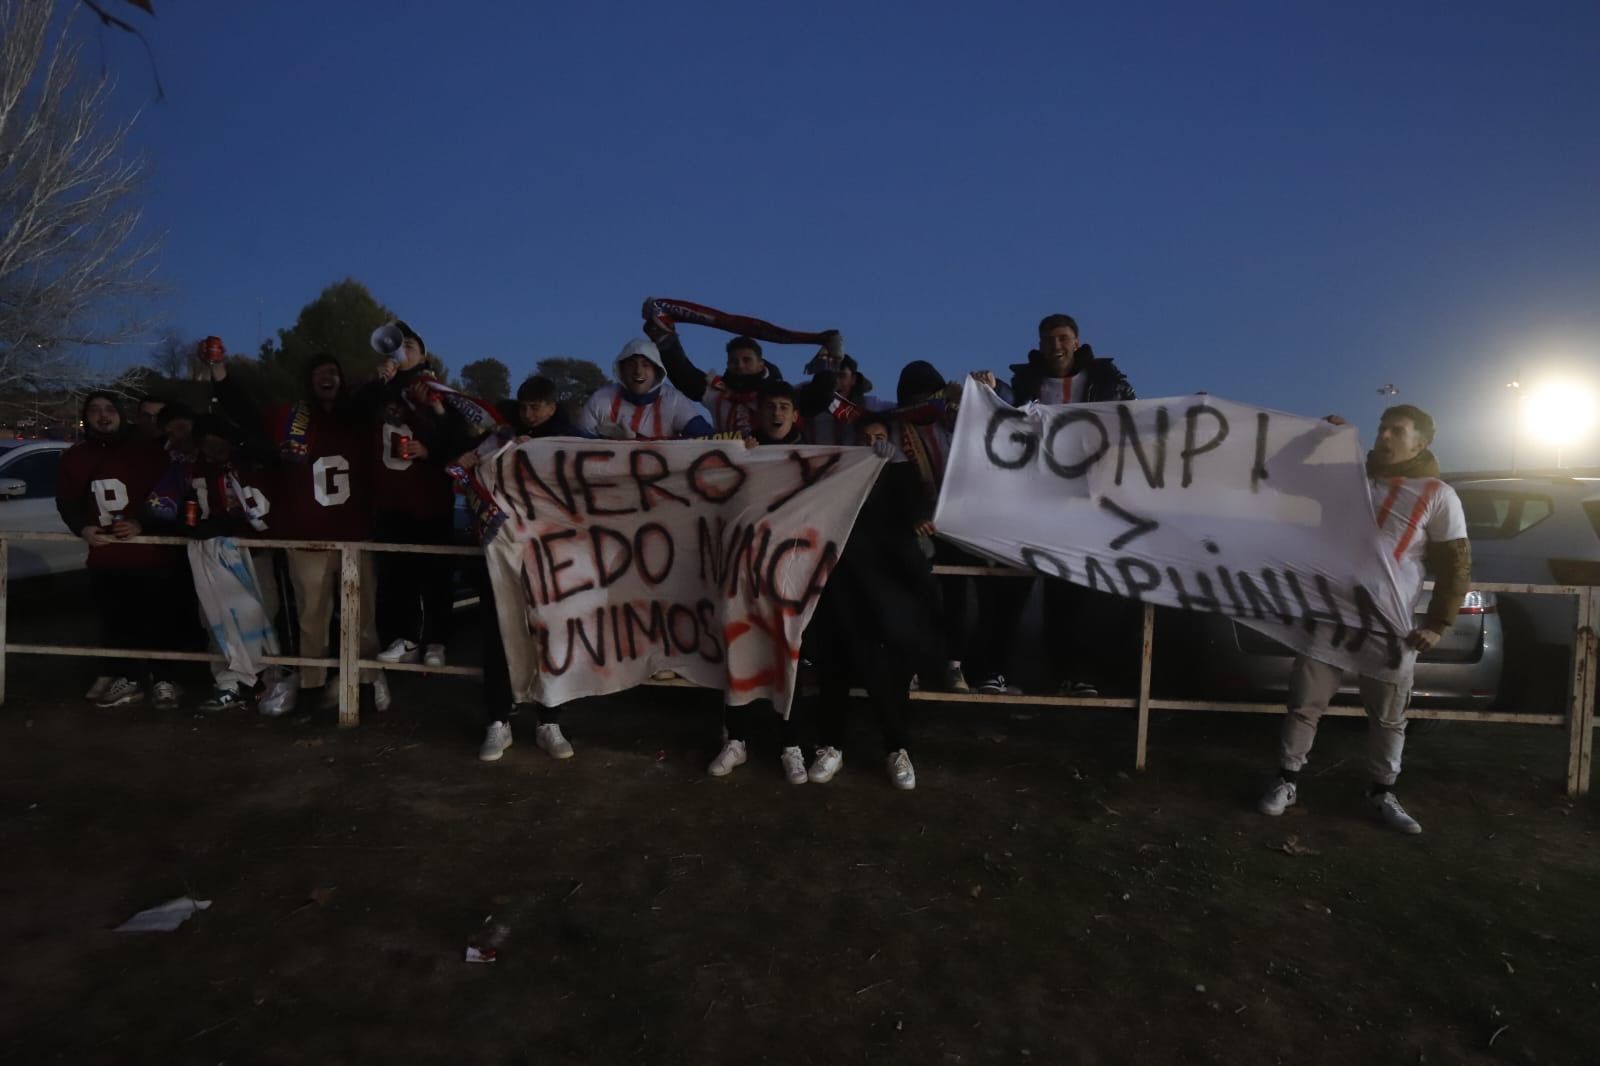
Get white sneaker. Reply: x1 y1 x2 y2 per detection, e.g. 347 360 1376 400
377 638 420 664
808 746 844 783
258 669 299 717
781 745 808 785
535 722 574 759
479 721 513 761
94 677 144 708
942 663 970 693
151 680 180 710
886 749 916 790
1259 778 1298 816
371 672 391 713
423 643 446 668
708 739 747 777
1368 790 1422 835
84 676 114 702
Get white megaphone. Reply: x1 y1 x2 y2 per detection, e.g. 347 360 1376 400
371 321 406 362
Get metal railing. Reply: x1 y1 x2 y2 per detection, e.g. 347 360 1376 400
2 530 1595 797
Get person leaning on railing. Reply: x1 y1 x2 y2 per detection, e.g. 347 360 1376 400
55 391 177 711
209 346 389 716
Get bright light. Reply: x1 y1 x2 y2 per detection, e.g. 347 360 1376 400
1521 380 1598 448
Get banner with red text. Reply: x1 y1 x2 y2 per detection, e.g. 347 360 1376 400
476 438 884 715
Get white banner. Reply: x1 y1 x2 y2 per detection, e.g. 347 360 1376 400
476 438 885 715
934 379 1414 679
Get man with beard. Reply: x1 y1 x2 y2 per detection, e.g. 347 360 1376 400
1258 405 1471 835
652 331 786 438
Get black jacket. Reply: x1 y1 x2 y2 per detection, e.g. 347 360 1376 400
805 461 938 663
1000 344 1135 405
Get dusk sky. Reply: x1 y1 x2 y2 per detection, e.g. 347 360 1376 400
92 0 1600 468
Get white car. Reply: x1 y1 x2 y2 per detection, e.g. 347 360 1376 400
0 440 86 580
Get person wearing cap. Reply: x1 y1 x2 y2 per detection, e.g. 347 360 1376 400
706 380 811 784
209 348 388 715
797 351 894 447
577 338 712 441
56 391 180 710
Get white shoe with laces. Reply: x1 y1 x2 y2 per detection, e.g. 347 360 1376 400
479 721 513 762
1259 777 1298 816
808 746 844 783
370 672 391 713
94 677 144 708
423 643 446 668
781 746 808 785
151 681 180 711
84 676 114 702
1368 790 1422 834
942 664 970 693
377 638 421 664
886 749 916 790
708 739 747 777
535 722 574 759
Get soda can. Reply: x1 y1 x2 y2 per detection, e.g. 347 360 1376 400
397 434 411 459
184 500 199 527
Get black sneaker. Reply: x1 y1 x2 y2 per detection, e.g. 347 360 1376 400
198 687 243 713
1058 680 1100 697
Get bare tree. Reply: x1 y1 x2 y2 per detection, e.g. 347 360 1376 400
148 330 196 380
0 0 160 395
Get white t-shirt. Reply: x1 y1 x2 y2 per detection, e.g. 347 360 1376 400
579 383 707 440
1370 475 1467 609
1037 374 1088 405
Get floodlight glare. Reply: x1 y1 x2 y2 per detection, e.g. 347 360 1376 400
1521 380 1598 448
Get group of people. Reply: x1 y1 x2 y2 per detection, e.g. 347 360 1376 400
54 304 1469 832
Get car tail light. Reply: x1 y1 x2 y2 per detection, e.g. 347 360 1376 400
1459 590 1495 615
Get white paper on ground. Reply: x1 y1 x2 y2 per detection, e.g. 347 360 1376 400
113 896 213 933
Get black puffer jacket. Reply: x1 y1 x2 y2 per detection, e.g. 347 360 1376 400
1000 343 1135 405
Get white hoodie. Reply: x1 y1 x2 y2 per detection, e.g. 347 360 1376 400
578 339 713 440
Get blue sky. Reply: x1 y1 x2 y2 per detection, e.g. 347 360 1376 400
91 0 1600 467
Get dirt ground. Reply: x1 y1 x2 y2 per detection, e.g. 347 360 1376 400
2 633 1598 1065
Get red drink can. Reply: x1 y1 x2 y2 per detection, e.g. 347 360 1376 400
184 500 199 527
397 434 411 459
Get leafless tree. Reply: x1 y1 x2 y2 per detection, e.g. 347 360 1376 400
0 0 160 396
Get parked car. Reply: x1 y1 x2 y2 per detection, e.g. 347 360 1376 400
1446 470 1600 710
0 440 83 580
1193 590 1503 708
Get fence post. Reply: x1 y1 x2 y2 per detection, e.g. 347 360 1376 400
0 536 8 708
338 545 361 728
1135 602 1154 770
1578 588 1598 797
1567 588 1595 798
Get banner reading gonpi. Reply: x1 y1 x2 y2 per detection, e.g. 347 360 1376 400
934 379 1415 680
475 438 884 715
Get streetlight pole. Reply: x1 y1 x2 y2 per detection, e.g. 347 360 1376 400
1506 374 1521 473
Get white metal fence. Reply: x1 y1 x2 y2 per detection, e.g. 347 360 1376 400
1 530 1594 797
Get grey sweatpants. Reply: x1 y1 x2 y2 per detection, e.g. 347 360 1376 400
1277 654 1414 786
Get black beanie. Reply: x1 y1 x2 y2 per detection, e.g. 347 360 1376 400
896 360 945 406
395 319 425 355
